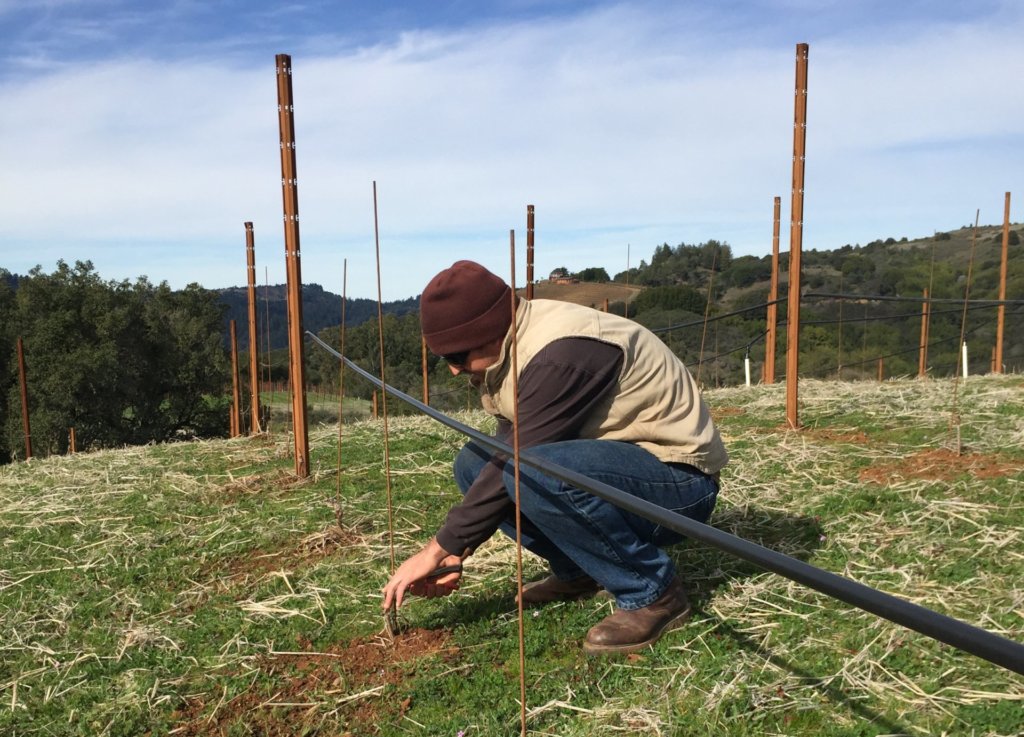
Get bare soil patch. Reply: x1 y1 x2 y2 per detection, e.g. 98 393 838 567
172 627 455 736
859 448 1022 485
221 524 363 581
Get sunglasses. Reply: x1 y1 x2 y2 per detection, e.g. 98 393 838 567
441 350 470 367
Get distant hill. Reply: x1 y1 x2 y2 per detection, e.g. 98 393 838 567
217 283 418 352
521 280 643 309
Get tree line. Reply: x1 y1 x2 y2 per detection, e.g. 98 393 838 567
4 223 1018 462
1 261 229 463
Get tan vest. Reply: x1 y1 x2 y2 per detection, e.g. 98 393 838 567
479 299 728 474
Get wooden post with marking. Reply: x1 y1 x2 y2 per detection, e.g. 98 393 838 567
276 53 309 476
785 43 809 429
526 205 535 300
918 288 930 378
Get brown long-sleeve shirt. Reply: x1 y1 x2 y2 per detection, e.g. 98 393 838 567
435 337 623 556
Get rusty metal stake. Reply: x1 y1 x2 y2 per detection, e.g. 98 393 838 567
508 229 528 737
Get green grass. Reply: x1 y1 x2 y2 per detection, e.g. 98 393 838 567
1 375 1022 736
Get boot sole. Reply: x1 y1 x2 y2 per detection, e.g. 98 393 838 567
582 604 692 656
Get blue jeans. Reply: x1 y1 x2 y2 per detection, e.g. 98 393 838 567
454 439 719 610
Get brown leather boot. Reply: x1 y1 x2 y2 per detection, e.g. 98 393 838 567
518 574 601 606
583 578 691 655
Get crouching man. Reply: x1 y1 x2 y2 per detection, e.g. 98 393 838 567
382 260 727 654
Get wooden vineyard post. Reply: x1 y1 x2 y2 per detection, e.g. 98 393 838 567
526 205 535 300
995 192 1010 374
765 196 781 384
244 222 262 433
17 337 32 460
276 53 310 476
785 43 809 429
230 320 242 437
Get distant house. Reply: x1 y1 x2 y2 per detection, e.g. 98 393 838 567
548 268 578 285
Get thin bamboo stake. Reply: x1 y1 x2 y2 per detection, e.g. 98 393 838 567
922 240 937 379
276 52 309 476
994 192 1010 374
765 196 781 384
335 259 347 529
950 211 981 454
507 229 528 737
785 42 809 429
244 222 262 433
229 320 242 438
695 245 719 387
372 181 397 574
16 337 31 460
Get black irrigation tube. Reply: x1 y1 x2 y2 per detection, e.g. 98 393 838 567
798 301 1017 327
804 292 1024 306
650 299 780 335
307 330 1024 676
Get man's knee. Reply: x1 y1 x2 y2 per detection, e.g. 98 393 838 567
453 441 492 495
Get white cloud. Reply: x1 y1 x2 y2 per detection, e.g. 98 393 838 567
1 2 1022 300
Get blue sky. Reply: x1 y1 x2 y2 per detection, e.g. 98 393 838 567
1 0 1021 300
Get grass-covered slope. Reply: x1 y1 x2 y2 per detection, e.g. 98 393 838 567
1 376 1022 736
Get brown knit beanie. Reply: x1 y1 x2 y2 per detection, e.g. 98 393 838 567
420 260 513 355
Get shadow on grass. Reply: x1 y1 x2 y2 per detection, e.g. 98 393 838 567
671 502 825 601
676 504 912 734
420 503 910 732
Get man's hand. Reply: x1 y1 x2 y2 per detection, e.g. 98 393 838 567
381 538 463 610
